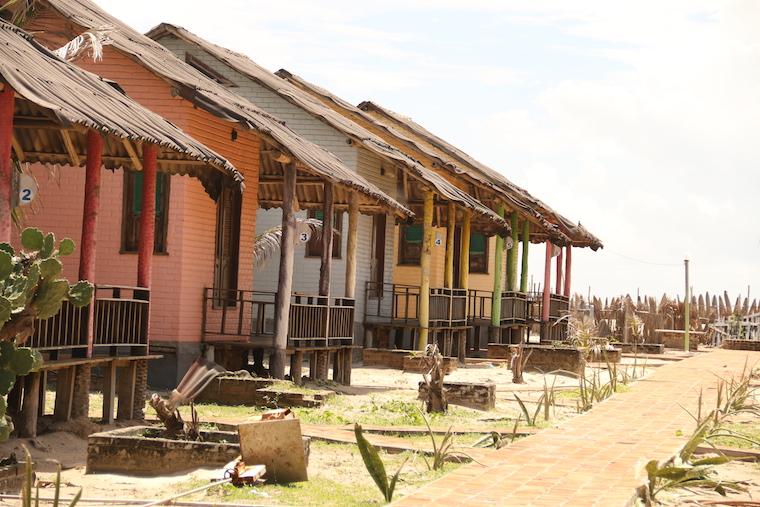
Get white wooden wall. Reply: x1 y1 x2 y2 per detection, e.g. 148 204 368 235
156 36 398 336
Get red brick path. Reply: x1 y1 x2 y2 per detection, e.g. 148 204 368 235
394 349 760 507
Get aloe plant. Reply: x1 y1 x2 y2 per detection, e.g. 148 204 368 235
354 423 406 503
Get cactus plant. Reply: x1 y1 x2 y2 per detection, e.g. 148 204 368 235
0 228 93 443
0 228 93 344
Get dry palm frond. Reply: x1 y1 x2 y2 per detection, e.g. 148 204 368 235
53 25 114 62
1 0 36 26
253 218 327 268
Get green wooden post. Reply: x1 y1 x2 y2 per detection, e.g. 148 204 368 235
520 221 529 292
684 258 690 352
506 213 519 291
491 205 506 327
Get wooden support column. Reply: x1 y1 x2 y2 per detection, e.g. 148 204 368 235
0 86 13 243
459 210 471 290
564 246 572 297
116 361 137 420
102 361 116 424
18 372 41 438
332 349 342 382
137 144 158 288
344 194 359 299
80 130 103 358
506 212 519 291
556 248 564 295
290 350 303 385
520 221 530 293
443 203 455 288
491 205 506 328
342 348 352 385
271 163 297 379
53 367 75 422
541 241 552 339
319 183 334 296
417 191 434 350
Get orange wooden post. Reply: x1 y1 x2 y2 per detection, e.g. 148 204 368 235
556 247 564 295
542 241 552 325
0 87 14 243
137 144 158 288
80 129 103 357
564 246 572 297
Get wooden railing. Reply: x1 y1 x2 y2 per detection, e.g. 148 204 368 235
92 285 149 351
202 288 355 348
28 284 150 353
467 290 529 326
364 282 467 328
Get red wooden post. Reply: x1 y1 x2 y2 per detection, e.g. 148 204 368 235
564 246 572 297
137 144 158 288
80 130 103 357
555 247 564 295
0 87 14 243
542 241 551 323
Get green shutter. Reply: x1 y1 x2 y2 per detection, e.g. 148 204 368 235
470 232 486 254
132 172 165 216
404 224 423 244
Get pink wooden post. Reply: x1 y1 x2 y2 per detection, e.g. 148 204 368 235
542 241 552 323
0 87 14 243
80 130 103 357
564 246 572 297
556 247 564 295
137 144 158 288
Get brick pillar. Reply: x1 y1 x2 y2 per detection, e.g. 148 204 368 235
71 364 92 419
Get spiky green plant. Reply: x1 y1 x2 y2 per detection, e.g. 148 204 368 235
514 393 543 426
354 423 406 503
0 228 93 343
417 408 473 470
21 446 81 507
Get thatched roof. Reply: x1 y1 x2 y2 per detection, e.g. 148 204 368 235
0 19 241 199
358 101 603 250
145 23 509 234
15 0 411 218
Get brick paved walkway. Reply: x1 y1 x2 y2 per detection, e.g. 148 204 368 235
394 349 760 507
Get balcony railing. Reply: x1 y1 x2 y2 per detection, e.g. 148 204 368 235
467 290 529 326
28 284 150 354
202 288 355 348
364 282 467 328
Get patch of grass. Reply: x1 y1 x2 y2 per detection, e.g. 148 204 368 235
211 477 381 506
554 388 580 400
710 420 760 449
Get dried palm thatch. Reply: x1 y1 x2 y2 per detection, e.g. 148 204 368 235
53 24 112 62
253 217 328 268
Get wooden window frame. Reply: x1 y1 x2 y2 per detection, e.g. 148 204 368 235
469 232 489 274
305 210 343 259
398 223 422 266
121 170 170 254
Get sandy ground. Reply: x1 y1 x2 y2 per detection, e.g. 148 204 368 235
0 354 681 505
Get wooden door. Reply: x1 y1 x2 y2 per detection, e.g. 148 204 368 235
370 214 386 294
453 226 462 289
213 186 242 307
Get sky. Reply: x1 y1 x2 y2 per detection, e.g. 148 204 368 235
98 0 760 300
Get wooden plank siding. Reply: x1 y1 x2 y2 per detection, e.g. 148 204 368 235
21 14 261 356
155 35 399 338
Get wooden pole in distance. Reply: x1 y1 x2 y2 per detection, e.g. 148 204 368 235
80 130 103 358
137 144 158 288
459 210 471 290
684 257 690 352
344 193 359 299
506 213 518 291
0 87 13 243
520 221 529 293
272 163 297 378
491 205 506 328
564 245 572 297
418 191 434 350
556 248 564 295
541 241 552 335
318 182 334 297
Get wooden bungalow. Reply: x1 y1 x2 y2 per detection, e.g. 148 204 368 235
279 73 603 352
4 0 410 387
143 23 512 364
0 18 241 435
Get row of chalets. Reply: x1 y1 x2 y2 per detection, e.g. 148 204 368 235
0 0 602 436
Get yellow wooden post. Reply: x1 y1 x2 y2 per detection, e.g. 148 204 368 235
459 210 471 290
345 194 359 299
418 191 434 350
444 202 456 288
